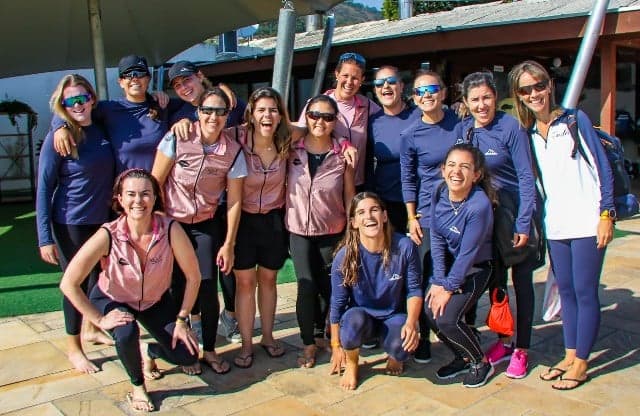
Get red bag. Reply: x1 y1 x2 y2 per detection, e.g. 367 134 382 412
486 287 514 336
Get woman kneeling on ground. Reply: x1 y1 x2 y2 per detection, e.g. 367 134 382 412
60 169 201 413
329 192 422 390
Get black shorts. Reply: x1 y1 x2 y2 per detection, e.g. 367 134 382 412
234 209 288 271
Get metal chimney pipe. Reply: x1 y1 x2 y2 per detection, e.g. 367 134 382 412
562 0 611 109
399 0 413 19
306 14 321 32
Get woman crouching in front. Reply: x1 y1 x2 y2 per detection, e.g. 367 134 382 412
425 143 496 388
329 192 423 390
59 169 201 412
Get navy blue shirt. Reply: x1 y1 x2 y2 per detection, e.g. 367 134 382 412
430 184 493 292
330 233 423 324
36 124 115 246
367 105 421 202
167 98 247 127
52 98 169 173
400 109 461 227
458 111 535 235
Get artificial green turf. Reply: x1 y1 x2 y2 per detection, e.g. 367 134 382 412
0 203 297 318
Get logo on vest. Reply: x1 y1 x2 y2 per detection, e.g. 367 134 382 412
149 257 162 264
118 258 130 265
178 160 189 168
292 158 302 166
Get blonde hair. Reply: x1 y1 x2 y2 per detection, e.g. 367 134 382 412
507 60 563 129
49 74 97 144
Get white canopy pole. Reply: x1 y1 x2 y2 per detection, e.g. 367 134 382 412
88 0 109 99
562 0 610 109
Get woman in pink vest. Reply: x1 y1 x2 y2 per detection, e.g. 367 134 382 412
152 88 246 376
287 94 356 368
60 169 201 413
231 87 292 368
299 52 380 191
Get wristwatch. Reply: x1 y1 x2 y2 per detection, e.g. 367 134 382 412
600 209 617 221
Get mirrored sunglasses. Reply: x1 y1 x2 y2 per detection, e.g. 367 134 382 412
61 94 92 107
120 70 149 79
413 85 441 96
198 106 229 116
516 80 549 96
373 76 398 87
338 52 366 66
306 111 337 122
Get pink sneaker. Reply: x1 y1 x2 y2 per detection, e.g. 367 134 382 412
485 340 514 365
505 349 528 379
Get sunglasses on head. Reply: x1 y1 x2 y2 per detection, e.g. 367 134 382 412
516 80 549 96
413 85 441 96
338 52 366 66
306 111 337 122
373 76 398 87
120 70 149 79
198 106 229 116
61 94 92 108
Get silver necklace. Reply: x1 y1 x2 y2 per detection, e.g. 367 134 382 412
449 198 466 215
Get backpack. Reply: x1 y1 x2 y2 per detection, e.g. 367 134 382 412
566 109 639 219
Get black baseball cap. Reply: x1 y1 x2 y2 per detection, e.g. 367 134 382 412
118 55 150 77
168 61 198 84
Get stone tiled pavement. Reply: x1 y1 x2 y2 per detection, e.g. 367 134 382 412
1 218 639 415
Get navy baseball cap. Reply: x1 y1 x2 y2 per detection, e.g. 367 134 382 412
168 61 198 84
118 55 150 76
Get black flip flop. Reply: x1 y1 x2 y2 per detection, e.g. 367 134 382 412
539 367 566 381
261 343 285 358
234 353 254 369
551 376 590 390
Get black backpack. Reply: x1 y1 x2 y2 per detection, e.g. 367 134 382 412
566 109 638 219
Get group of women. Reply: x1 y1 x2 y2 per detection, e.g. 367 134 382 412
36 51 613 410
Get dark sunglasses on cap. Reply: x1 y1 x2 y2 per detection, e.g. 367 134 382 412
516 80 549 96
338 52 366 66
120 70 149 79
373 76 398 87
61 94 92 107
198 106 229 116
306 111 337 122
413 85 441 96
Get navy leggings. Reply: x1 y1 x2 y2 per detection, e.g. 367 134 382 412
548 237 605 360
52 222 101 336
339 307 410 362
290 232 342 346
90 286 198 386
426 264 492 363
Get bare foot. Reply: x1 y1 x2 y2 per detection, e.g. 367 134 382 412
182 362 202 376
297 344 317 368
127 385 154 412
68 350 99 374
83 330 115 346
385 357 404 376
141 346 163 380
340 359 359 390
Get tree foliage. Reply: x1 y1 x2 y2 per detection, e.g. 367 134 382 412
384 0 499 20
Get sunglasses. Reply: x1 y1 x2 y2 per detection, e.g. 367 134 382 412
338 52 366 66
413 85 441 96
516 80 549 96
198 106 229 116
306 111 337 122
120 70 149 79
61 94 92 107
373 76 398 87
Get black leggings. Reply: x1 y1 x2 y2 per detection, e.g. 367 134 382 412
382 199 408 234
426 263 492 363
289 232 342 346
90 286 198 386
465 258 534 349
52 222 101 336
171 219 221 352
215 205 236 313
418 227 433 346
